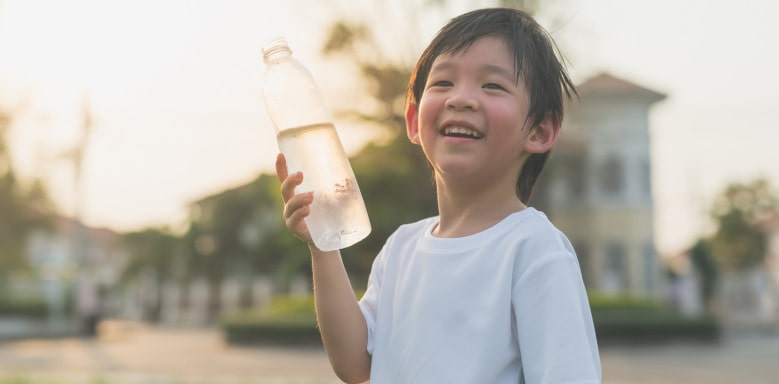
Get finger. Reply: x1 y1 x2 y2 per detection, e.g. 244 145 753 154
285 204 311 230
284 192 314 219
275 153 288 182
280 171 304 202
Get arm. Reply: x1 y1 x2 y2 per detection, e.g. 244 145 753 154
276 154 371 383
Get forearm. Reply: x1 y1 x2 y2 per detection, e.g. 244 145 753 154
310 246 371 383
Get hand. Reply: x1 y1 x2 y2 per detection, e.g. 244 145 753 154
275 153 315 245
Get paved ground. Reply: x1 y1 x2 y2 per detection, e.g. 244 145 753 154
0 322 777 383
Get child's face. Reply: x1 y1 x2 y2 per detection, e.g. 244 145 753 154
407 36 534 187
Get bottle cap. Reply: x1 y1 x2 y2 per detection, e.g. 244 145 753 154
261 36 291 61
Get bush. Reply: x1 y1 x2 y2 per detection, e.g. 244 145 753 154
266 293 316 315
222 292 369 346
223 310 320 346
588 293 721 345
0 298 48 318
588 292 662 310
223 292 722 346
222 294 320 346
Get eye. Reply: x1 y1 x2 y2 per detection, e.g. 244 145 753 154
483 83 506 91
430 80 453 88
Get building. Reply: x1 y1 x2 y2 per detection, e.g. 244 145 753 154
758 209 779 295
15 217 125 335
537 73 666 298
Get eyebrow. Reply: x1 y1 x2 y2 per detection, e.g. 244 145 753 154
483 64 516 80
430 61 516 81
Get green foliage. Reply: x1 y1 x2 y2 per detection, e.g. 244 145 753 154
120 227 182 322
689 239 718 312
222 292 721 346
223 310 320 346
0 296 47 318
592 309 720 345
120 228 181 282
222 294 320 346
321 21 369 55
266 294 316 315
708 179 777 271
222 291 361 345
180 173 311 316
0 109 55 286
186 173 305 276
589 295 721 344
587 292 662 311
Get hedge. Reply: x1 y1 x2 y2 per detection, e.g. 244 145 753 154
0 298 48 318
222 294 321 345
224 311 321 346
222 292 721 346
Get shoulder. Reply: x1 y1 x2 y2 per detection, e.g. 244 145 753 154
508 208 573 252
503 208 579 271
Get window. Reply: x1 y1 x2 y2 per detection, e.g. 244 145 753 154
602 242 626 293
643 242 656 294
564 155 586 198
599 156 624 195
641 161 652 198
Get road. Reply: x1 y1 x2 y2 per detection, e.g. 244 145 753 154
0 322 777 383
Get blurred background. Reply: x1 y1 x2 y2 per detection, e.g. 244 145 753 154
1 0 778 383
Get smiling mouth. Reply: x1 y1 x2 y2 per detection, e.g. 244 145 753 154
441 126 484 139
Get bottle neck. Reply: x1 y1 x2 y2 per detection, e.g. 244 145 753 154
262 37 292 63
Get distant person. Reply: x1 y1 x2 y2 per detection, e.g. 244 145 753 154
276 7 601 384
76 277 102 337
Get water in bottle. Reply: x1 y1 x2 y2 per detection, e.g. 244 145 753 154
261 37 371 251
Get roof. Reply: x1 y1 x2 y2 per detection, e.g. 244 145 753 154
576 73 666 104
55 216 119 244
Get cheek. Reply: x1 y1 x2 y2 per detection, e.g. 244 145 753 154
416 98 441 133
490 102 525 127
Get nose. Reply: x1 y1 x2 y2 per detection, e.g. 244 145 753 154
445 88 478 111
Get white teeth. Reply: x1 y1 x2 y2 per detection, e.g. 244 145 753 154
443 126 483 138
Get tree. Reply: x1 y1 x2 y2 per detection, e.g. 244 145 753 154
688 238 718 313
184 173 309 319
707 179 777 271
0 108 54 287
120 227 182 322
245 174 311 296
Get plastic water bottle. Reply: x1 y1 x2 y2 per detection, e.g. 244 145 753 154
261 36 371 251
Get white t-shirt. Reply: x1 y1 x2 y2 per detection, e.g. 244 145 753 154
358 208 601 383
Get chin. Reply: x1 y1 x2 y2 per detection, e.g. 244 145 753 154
435 164 482 180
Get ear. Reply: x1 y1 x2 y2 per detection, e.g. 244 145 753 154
524 113 561 154
405 103 421 144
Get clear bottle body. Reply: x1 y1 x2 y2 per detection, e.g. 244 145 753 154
262 37 371 251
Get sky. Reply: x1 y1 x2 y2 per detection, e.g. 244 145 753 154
1 0 778 255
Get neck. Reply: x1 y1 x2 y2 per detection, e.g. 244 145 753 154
433 177 527 238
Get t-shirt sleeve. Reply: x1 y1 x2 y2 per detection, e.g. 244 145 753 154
512 252 601 383
358 244 387 356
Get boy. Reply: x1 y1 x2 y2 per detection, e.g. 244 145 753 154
276 7 601 384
